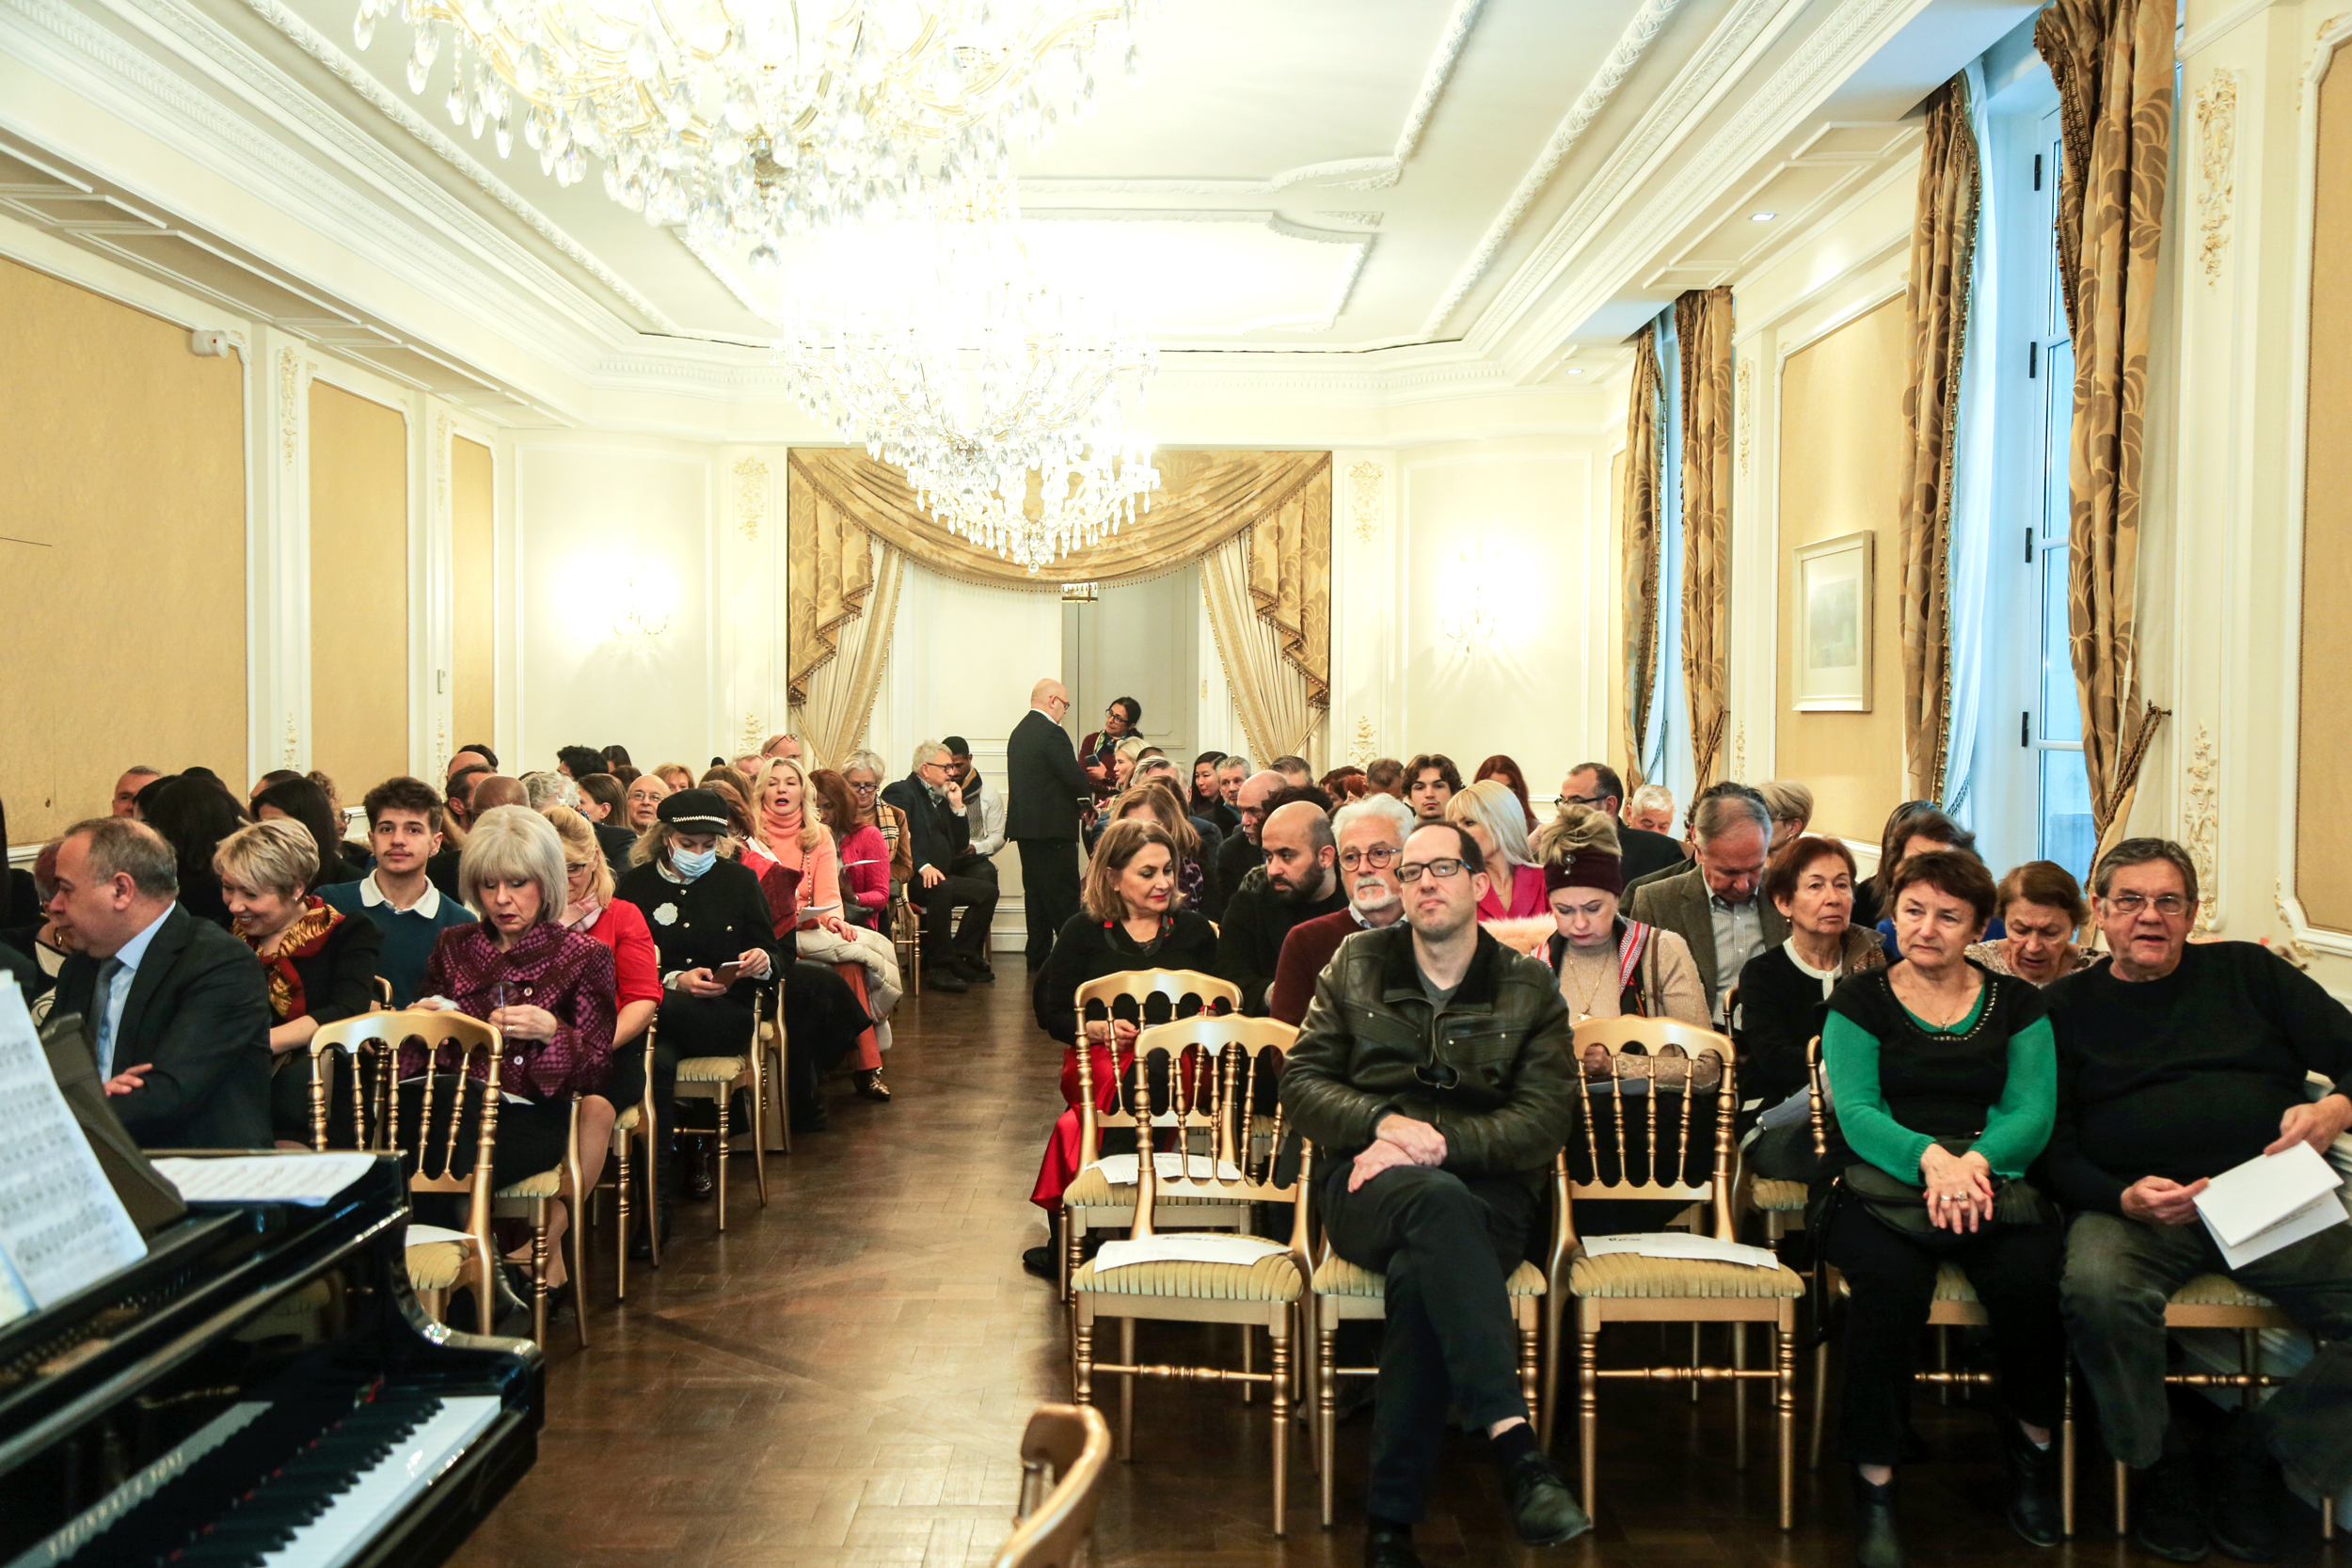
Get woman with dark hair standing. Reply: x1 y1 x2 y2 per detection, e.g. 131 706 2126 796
143 775 251 928
253 775 366 885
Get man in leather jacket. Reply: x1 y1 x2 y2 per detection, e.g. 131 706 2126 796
1280 821 1588 1565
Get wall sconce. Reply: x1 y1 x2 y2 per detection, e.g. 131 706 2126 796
1438 544 1502 653
612 564 673 642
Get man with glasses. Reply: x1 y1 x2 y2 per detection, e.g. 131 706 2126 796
1280 821 1588 1563
882 740 998 992
1626 784 1785 1022
1216 798 1346 1014
1009 678 1093 974
2043 838 2352 1563
1268 794 1413 1025
1560 761 1681 882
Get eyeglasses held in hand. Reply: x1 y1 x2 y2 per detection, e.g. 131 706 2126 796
1396 858 1469 884
2106 892 2189 915
1338 845 1399 870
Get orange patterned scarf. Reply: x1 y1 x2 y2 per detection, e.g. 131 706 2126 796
246 895 342 1021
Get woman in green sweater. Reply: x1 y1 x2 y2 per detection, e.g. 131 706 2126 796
1820 851 2065 1568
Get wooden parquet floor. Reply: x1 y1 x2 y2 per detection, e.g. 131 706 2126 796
448 978 2339 1568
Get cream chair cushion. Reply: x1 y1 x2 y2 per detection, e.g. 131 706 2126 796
406 1239 469 1291
2172 1274 2278 1309
1752 1178 1807 1212
1568 1252 1805 1300
1073 1251 1303 1303
495 1167 563 1199
676 1055 748 1084
1314 1253 1548 1299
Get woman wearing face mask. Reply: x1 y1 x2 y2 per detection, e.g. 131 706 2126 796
1967 863 2090 986
1535 806 1706 1025
215 818 384 1145
1734 835 1886 1180
1021 818 1219 1278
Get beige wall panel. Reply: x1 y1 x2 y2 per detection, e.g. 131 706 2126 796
1608 448 1627 785
1774 296 1906 843
2297 42 2352 930
0 257 246 843
308 382 408 798
451 436 496 754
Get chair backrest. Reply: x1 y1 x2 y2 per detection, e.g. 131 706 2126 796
1129 1015 1297 1204
1071 968 1242 1165
1566 1014 1738 1238
988 1403 1114 1568
1806 1034 1827 1157
311 1009 505 1239
307 1011 403 1152
1131 1044 1313 1265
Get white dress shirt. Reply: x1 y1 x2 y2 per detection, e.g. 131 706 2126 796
95 904 174 1078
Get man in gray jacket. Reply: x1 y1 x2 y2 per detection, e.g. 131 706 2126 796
1280 820 1588 1566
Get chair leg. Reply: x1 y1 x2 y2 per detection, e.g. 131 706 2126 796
1319 1323 1338 1529
1518 1312 1540 1439
566 1196 589 1350
2114 1459 2128 1537
474 1246 498 1338
715 1107 730 1233
1269 1319 1290 1537
1241 1322 1254 1405
1936 1324 1950 1404
1776 1322 1795 1531
642 1125 662 1270
2061 1354 2075 1537
1734 1322 1749 1470
1580 1327 1600 1520
1539 1289 1564 1451
2240 1328 2262 1411
613 1137 630 1302
1690 1322 1701 1402
1073 1309 1094 1411
1119 1318 1136 1461
529 1198 549 1347
1809 1339 1830 1469
748 1063 769 1210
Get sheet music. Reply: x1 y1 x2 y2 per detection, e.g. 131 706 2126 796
1579 1232 1784 1271
151 1153 376 1207
1089 1152 1245 1186
1091 1233 1290 1273
0 980 147 1314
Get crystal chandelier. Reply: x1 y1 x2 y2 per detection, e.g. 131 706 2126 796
771 183 1159 573
351 0 1145 249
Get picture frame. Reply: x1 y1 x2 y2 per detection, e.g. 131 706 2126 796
1793 531 1873 711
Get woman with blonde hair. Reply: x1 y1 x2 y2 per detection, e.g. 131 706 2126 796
652 762 694 792
1448 778 1548 920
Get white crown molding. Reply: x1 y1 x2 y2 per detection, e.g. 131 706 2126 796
1484 0 1932 383
1020 0 1485 198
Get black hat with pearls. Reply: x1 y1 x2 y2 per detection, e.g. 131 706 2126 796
657 788 731 834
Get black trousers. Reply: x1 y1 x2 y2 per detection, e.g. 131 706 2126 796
1016 838 1082 969
393 1076 571 1228
1322 1162 1535 1523
912 870 997 962
1821 1200 2066 1465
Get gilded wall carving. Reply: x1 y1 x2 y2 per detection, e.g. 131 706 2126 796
2195 71 2237 286
736 456 769 542
1347 460 1384 543
2183 721 2217 931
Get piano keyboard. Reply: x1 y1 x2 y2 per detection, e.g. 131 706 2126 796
16 1387 501 1568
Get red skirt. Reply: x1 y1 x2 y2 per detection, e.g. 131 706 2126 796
1029 1044 1123 1211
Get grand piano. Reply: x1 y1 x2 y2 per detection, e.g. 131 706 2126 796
0 1154 540 1568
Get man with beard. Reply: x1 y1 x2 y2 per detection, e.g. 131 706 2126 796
1213 769 1285 922
1268 793 1414 1025
1215 798 1346 1015
942 736 1006 875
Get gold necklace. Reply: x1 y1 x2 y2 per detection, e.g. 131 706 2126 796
1564 942 1613 1018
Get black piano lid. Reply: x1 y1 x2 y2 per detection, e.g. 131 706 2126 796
0 1154 410 1479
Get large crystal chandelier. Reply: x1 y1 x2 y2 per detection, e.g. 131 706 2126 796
351 0 1145 249
771 183 1159 573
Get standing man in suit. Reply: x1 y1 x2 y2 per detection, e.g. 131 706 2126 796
1626 784 1785 1023
1008 678 1091 973
45 817 271 1148
882 740 998 992
1561 762 1684 884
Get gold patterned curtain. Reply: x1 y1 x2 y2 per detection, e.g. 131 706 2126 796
1621 326 1662 792
786 463 905 763
1676 287 1734 790
2039 0 2172 864
1201 515 1327 765
1897 75 1982 803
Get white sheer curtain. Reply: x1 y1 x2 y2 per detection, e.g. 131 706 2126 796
1200 531 1320 765
789 541 904 767
1943 58 1998 823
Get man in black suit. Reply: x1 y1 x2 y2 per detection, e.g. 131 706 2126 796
1007 678 1091 972
45 817 271 1148
882 740 998 993
1561 762 1684 884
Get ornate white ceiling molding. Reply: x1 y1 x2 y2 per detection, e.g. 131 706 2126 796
1019 0 1484 198
1422 0 1691 337
1488 0 1931 379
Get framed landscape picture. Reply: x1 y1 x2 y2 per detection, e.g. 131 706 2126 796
1794 531 1872 711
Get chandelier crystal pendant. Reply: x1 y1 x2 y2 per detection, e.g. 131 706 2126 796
351 0 1145 248
771 183 1160 573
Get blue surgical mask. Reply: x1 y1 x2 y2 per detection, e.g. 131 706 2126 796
672 847 717 880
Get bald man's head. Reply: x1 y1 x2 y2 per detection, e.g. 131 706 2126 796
446 750 489 780
1263 800 1338 903
1236 769 1285 846
469 774 527 814
1031 677 1070 710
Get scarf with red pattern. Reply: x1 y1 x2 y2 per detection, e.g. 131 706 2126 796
246 895 343 1021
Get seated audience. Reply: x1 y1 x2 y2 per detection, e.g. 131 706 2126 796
440 763 489 840
1863 808 1984 958
430 774 524 897
212 818 383 1142
1189 750 1232 832
132 772 179 821
519 771 579 813
1446 780 1546 920
1756 780 1814 850
1216 752 1250 816
759 733 818 770
2 840 74 1007
1269 794 1414 1026
1216 799 1347 1014
601 743 633 771
1213 769 1285 912
144 774 252 929
1850 800 1940 928
573 772 636 866
411 806 617 1291
1627 784 1781 1023
556 744 604 780
1560 762 1683 883
1471 754 1540 832
882 740 997 992
48 817 271 1148
253 774 366 886
1733 835 1884 1180
2044 839 2352 1563
752 757 898 1098
1534 806 1706 1024
1109 782 1208 913
1625 782 1677 837
1077 696 1140 802
1280 819 1589 1560
1404 752 1461 823
1266 754 1314 788
449 743 498 775
1318 765 1369 802
944 736 1007 877
112 765 163 816
248 768 301 805
841 751 914 910
813 768 890 931
1 793 37 929
623 770 670 832
322 777 473 1006
1820 849 2064 1563
1968 862 2090 985
1024 818 1218 1275
307 770 346 829
652 761 695 792
1363 756 1406 800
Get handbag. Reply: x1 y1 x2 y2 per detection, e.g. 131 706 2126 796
1840 1135 2046 1246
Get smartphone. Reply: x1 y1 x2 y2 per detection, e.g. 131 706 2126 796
712 961 743 988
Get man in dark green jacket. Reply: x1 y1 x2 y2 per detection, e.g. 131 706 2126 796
1281 821 1587 1566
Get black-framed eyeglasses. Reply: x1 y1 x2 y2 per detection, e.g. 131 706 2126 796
1338 845 1399 870
1396 858 1470 884
851 780 879 794
1561 792 1606 808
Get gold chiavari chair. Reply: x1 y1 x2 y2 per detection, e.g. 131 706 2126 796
1721 986 1810 1247
755 1006 790 1157
673 986 769 1232
1059 969 1245 1300
493 1099 590 1348
1069 1024 1310 1534
1565 1014 1804 1530
988 1403 1114 1568
590 1021 663 1296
